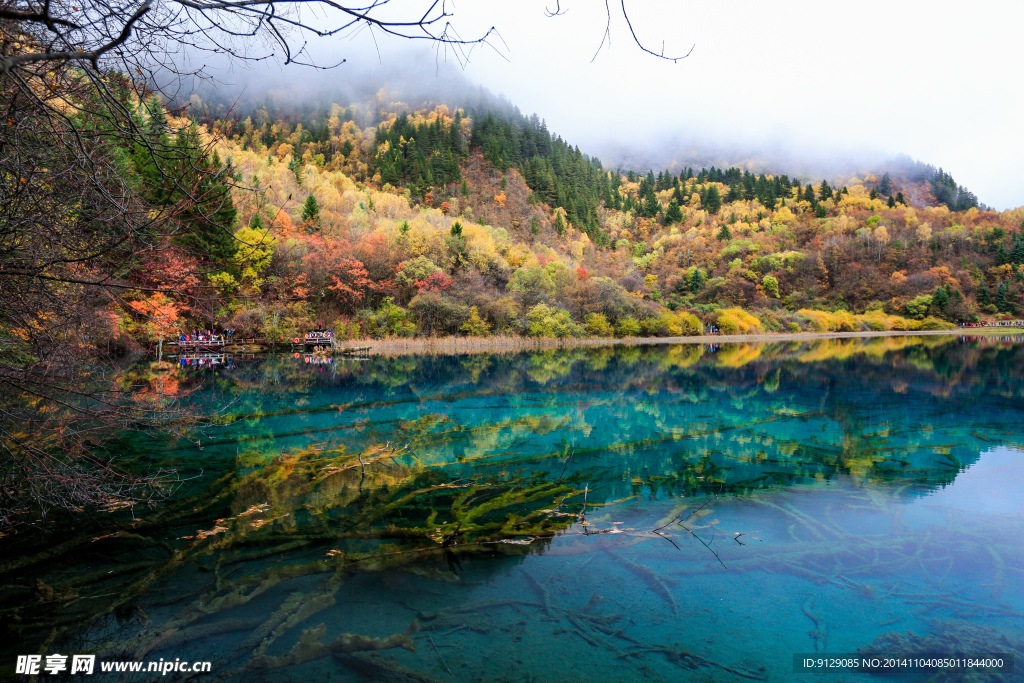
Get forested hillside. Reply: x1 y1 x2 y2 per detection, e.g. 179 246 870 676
133 92 1020 345
20 87 1020 353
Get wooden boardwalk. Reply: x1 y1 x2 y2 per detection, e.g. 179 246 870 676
167 337 372 357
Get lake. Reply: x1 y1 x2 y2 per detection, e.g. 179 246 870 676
3 335 1023 681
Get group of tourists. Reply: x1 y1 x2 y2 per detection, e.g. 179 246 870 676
305 321 334 342
959 320 1024 328
180 328 235 343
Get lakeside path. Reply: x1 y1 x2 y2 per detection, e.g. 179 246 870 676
341 327 1023 357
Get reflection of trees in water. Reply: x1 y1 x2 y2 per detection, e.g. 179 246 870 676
4 337 1024 677
0 359 202 529
175 338 1024 503
0 442 583 674
183 337 1024 411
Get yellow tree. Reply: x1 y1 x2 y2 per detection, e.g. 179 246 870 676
916 222 933 244
233 225 277 287
874 225 890 262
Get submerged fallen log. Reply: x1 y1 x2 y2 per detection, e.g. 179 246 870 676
605 550 678 614
621 646 768 680
334 651 445 683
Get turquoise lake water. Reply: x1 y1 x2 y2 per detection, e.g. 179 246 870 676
3 336 1023 681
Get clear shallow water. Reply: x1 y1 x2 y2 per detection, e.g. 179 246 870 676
4 337 1024 681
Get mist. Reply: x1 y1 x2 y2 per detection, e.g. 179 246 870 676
181 0 1024 210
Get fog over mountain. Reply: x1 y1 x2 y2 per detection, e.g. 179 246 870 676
186 1 1024 209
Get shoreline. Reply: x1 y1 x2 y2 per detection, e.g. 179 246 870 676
332 327 1022 357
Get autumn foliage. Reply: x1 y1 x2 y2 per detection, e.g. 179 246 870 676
131 93 1024 343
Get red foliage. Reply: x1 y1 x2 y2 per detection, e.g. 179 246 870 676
414 271 453 293
290 233 376 312
355 231 400 282
130 245 203 315
328 263 373 311
575 267 589 281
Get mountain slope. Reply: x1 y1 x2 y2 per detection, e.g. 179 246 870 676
164 92 1024 342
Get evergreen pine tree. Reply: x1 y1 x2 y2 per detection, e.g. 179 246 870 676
716 224 731 241
689 268 705 293
995 280 1008 311
664 199 683 225
704 185 722 214
167 128 239 263
887 195 897 208
895 191 906 205
995 242 1010 265
819 180 833 201
804 184 817 204
642 192 661 218
301 194 321 225
1011 237 1024 265
869 189 878 200
447 221 466 269
878 173 893 196
554 212 565 237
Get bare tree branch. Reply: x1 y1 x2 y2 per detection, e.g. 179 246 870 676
0 1 151 73
619 0 693 63
544 0 567 18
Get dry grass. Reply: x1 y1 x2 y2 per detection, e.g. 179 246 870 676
339 335 592 357
335 327 995 358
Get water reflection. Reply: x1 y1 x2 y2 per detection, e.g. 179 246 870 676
3 336 1024 681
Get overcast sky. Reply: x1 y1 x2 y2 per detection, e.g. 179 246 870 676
256 1 1024 210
